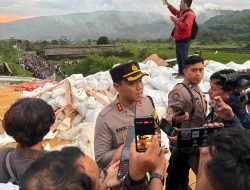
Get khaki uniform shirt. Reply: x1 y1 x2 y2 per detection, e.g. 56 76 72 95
94 96 154 168
166 79 207 128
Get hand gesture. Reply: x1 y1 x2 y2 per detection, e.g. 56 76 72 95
170 16 178 23
110 144 124 166
162 0 168 5
214 96 234 120
172 111 189 126
102 161 121 189
128 135 167 181
203 122 224 128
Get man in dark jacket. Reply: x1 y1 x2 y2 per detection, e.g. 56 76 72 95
208 69 250 129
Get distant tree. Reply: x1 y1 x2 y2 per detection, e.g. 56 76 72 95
59 36 68 45
97 36 109 45
51 40 59 45
245 43 250 49
87 39 91 45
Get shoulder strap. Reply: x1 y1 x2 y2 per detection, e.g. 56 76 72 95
147 96 160 128
179 83 195 127
183 9 196 20
3 149 18 184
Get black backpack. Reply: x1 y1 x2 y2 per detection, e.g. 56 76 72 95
171 10 199 40
190 19 199 40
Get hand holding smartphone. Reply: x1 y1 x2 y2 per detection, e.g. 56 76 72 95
117 126 135 179
134 117 155 152
171 105 185 116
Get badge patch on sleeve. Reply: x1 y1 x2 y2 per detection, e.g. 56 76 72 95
172 93 180 101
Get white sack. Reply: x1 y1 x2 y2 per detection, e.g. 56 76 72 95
39 91 52 101
76 101 88 118
87 97 97 109
51 86 65 99
71 114 84 127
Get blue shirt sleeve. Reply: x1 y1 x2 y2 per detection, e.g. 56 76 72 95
223 115 244 129
227 92 250 129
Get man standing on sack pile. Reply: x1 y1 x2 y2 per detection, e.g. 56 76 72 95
94 61 160 169
163 0 195 78
165 55 207 190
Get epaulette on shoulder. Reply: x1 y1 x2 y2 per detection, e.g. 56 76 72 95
99 104 114 117
170 83 182 92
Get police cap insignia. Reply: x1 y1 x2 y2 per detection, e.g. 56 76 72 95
132 64 138 71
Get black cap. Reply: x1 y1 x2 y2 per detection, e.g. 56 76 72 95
109 61 148 83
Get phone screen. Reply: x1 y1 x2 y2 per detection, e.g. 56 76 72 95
159 118 175 136
134 117 155 152
177 127 222 148
117 126 134 179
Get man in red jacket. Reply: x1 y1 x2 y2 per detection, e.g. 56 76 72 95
163 0 195 78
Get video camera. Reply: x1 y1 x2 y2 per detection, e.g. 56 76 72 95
240 91 250 105
218 72 250 89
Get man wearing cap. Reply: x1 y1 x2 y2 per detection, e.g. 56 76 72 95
94 61 157 169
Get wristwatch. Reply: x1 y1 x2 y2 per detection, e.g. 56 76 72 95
150 172 164 185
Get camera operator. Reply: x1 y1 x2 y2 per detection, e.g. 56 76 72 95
204 96 243 129
208 69 250 129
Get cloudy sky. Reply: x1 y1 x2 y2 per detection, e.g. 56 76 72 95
0 0 249 22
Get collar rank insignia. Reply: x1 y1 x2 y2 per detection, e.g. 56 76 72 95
117 103 123 112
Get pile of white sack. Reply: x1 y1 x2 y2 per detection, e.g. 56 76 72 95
0 60 249 160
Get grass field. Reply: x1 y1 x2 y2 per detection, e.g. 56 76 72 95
1 41 250 77
122 42 250 64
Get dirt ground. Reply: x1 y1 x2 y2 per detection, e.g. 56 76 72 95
0 86 71 147
0 86 21 134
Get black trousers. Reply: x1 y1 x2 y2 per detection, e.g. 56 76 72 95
165 148 193 190
175 40 190 75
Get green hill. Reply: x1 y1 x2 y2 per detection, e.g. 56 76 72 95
197 9 250 43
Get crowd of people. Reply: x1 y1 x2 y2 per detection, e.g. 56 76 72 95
1 54 249 190
17 53 66 80
0 0 250 189
18 54 52 79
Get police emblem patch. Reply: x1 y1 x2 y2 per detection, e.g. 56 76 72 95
172 93 180 101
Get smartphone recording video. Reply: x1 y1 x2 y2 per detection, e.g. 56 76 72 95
117 126 135 179
159 118 177 136
177 127 222 148
134 117 155 152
